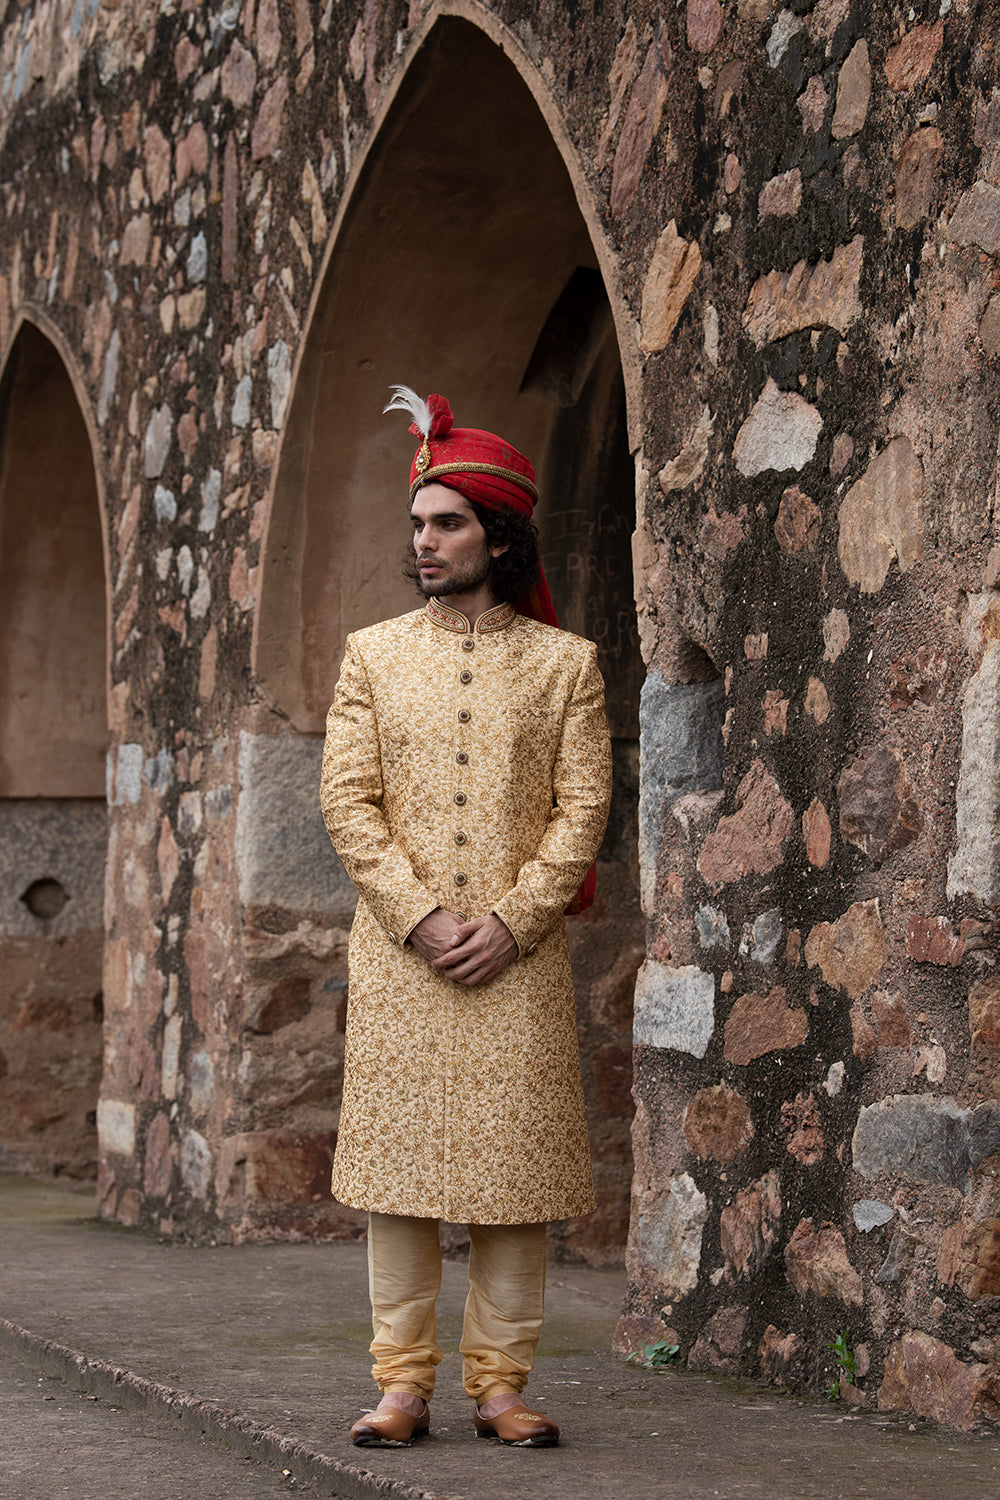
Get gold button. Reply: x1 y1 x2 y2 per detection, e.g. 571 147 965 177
456 751 468 764
462 637 475 651
455 831 468 846
454 872 468 886
459 670 473 684
458 708 471 723
454 792 467 806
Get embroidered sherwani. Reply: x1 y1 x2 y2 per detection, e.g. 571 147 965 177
320 598 612 1224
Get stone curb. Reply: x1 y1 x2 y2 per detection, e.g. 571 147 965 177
0 1318 446 1500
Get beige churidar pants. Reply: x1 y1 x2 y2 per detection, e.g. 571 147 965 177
367 1212 547 1404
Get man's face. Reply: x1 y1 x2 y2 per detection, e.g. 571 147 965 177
409 484 504 599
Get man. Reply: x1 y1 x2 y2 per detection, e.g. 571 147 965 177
320 387 612 1449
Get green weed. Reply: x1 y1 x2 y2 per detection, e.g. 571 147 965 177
628 1339 681 1369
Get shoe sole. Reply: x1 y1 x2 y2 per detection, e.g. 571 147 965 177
352 1424 430 1448
475 1429 559 1447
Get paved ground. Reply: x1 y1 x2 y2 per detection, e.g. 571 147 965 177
2 1174 1000 1499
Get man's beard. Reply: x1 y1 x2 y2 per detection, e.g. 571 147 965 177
413 546 493 599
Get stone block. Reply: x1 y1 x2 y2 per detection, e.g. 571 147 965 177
879 1331 1000 1430
837 746 921 862
759 1325 805 1386
687 0 723 54
784 1217 863 1305
774 485 820 552
803 796 831 866
721 1170 781 1280
837 437 924 593
0 800 106 938
733 378 823 477
639 221 702 352
947 644 1000 903
970 975 1000 1055
853 1199 894 1232
688 1307 746 1374
638 669 724 909
805 899 887 998
852 1094 972 1191
97 1098 136 1157
895 127 943 230
659 406 713 492
743 237 863 348
631 1173 707 1298
697 759 793 888
611 40 671 216
781 1091 823 1164
634 960 715 1059
684 1083 753 1162
612 1314 678 1358
831 40 870 140
885 20 943 91
236 732 356 914
950 181 1000 256
906 916 962 966
758 168 801 219
723 986 807 1065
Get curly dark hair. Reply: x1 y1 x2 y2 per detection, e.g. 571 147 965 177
403 491 541 603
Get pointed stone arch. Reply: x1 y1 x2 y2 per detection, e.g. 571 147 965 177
246 11 643 1259
0 312 110 1179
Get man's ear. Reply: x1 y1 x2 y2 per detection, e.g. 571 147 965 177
489 543 510 559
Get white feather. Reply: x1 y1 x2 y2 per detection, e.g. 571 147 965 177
383 384 431 438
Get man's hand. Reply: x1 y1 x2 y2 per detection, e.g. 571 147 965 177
431 913 518 987
408 908 466 963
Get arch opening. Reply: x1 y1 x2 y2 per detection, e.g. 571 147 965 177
251 16 643 1260
0 321 108 1179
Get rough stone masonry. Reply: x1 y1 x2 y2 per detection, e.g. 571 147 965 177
0 0 998 1432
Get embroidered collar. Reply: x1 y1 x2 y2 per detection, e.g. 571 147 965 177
426 598 516 635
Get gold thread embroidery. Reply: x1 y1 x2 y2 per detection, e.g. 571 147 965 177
409 461 538 503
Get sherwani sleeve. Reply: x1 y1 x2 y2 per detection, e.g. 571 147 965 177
320 635 439 946
492 642 612 957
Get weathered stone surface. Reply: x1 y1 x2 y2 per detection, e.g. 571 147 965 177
803 797 831 868
980 294 1000 355
838 746 921 862
785 1217 863 1305
698 503 747 559
216 1129 336 1210
688 1306 746 1374
838 437 924 593
850 1003 877 1060
797 75 828 132
895 127 943 229
831 40 870 140
144 403 173 479
251 73 289 161
822 608 850 662
879 1332 1000 1430
954 1218 1000 1300
854 1198 894 1232
221 39 256 108
721 1169 781 1280
639 669 724 909
724 986 807 1065
759 1325 805 1386
634 960 715 1059
907 916 962 966
758 168 801 219
660 406 713 492
947 643 1000 903
640 221 702 352
805 899 887 998
733 378 823 476
774 485 820 552
612 1313 678 1358
871 990 911 1048
830 431 853 475
684 1083 753 1162
610 39 671 216
804 678 830 725
885 20 944 92
762 690 788 736
235 733 355 912
743 237 864 349
632 1173 708 1298
687 0 723 54
852 1095 972 1191
0 800 107 939
746 906 783 963
695 904 730 950
98 1098 136 1157
949 181 1000 256
698 760 794 888
782 1091 823 1164
970 974 1000 1055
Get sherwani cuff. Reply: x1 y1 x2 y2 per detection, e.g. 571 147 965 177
491 891 560 960
398 894 442 947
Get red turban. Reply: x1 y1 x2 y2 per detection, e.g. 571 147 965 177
385 386 596 915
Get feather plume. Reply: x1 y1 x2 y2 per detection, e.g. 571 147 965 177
383 384 432 439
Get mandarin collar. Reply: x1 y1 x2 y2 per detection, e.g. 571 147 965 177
426 597 516 635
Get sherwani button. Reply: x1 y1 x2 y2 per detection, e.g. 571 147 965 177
462 637 475 651
459 670 473 684
456 751 468 764
454 792 467 806
454 831 467 846
454 872 468 886
458 708 471 723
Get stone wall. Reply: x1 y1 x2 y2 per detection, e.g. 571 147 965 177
1 0 999 1429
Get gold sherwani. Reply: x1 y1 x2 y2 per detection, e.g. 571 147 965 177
320 598 612 1224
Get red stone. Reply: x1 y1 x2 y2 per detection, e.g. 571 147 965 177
688 1306 745 1374
885 20 944 92
720 1170 781 1280
174 36 200 85
879 1331 1000 1430
871 990 911 1047
698 760 794 889
724 987 807 1066
838 746 921 862
774 485 821 552
684 1083 753 1162
759 1325 804 1386
143 1110 173 1198
970 975 1000 1054
687 0 723 55
803 797 831 868
781 1091 823 1164
906 915 963 967
252 74 289 162
610 39 671 216
784 1218 863 1305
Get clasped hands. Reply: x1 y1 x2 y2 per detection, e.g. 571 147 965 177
409 908 518 986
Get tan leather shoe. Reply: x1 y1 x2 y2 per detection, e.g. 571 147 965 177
474 1403 559 1446
350 1401 430 1447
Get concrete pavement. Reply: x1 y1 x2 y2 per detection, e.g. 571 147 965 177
2 1174 999 1499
